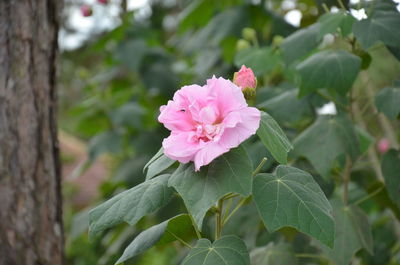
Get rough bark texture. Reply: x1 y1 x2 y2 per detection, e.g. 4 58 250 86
0 1 63 265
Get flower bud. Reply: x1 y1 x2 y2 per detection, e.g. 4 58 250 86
80 5 93 17
242 27 256 41
236 39 250 51
98 0 108 4
233 65 257 100
378 138 390 154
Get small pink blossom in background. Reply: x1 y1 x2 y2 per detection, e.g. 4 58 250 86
378 138 390 154
98 0 108 4
233 65 257 91
158 76 261 171
80 5 93 17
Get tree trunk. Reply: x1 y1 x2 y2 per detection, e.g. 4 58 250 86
0 1 63 265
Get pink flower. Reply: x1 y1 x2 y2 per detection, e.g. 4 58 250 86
158 76 261 171
98 0 108 4
80 5 93 17
233 65 257 91
378 138 390 154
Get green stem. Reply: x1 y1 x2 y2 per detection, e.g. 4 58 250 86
354 186 384 205
295 253 330 261
215 199 223 240
222 197 247 225
167 230 192 249
252 157 268 177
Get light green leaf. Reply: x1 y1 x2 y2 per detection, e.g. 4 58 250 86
318 12 356 37
250 242 298 265
293 115 359 177
296 50 361 97
381 149 400 208
318 199 373 265
281 24 321 64
256 111 293 164
253 166 334 247
353 2 400 49
169 146 253 229
144 148 176 180
116 214 194 264
182 235 250 265
89 174 173 238
375 86 400 120
112 103 145 129
234 47 280 76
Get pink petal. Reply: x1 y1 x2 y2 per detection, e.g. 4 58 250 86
193 142 228 171
162 132 202 163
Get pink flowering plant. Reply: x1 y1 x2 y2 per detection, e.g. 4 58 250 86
89 66 334 265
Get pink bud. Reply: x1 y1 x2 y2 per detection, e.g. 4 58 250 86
234 65 257 90
378 138 390 154
98 0 108 4
233 65 257 99
80 5 93 17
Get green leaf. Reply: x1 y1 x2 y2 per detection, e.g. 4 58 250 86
169 146 253 229
281 24 321 64
355 126 375 154
89 174 173 238
257 89 314 126
88 131 122 161
116 214 195 264
182 235 250 265
381 149 400 208
111 103 145 129
250 242 298 265
234 47 280 76
318 199 373 265
318 12 356 37
293 115 359 177
353 1 400 49
253 166 334 247
256 111 293 164
296 50 361 97
144 148 176 180
375 86 400 120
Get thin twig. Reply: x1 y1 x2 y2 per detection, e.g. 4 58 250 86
343 156 352 205
354 186 384 205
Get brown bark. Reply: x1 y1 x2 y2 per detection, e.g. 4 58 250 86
0 1 63 265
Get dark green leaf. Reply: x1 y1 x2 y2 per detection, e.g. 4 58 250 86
296 50 361 97
293 115 359 177
353 2 400 49
381 149 400 208
144 148 175 180
256 111 293 164
182 235 250 265
253 166 334 247
318 12 356 37
250 242 298 265
234 47 281 76
116 214 195 264
257 89 314 126
318 199 373 265
281 24 321 64
169 146 253 229
89 174 173 238
375 86 400 120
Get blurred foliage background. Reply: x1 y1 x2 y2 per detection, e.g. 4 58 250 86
58 0 400 264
